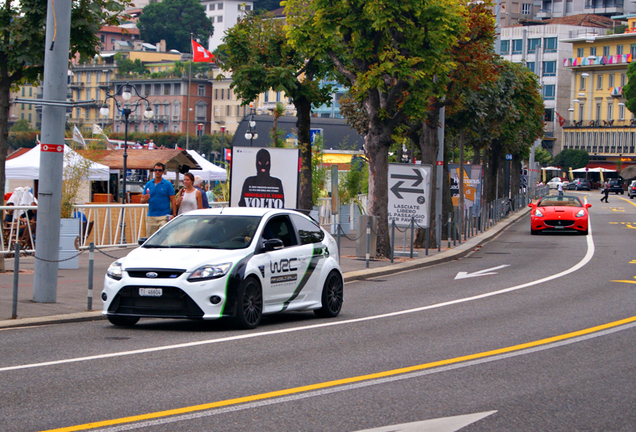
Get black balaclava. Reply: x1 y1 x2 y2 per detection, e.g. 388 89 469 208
256 149 271 179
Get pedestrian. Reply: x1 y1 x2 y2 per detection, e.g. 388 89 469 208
141 162 176 237
193 176 209 208
557 181 564 197
176 173 203 215
148 139 155 150
600 180 610 203
205 184 216 205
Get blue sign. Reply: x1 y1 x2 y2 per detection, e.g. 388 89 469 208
506 154 512 160
310 128 323 143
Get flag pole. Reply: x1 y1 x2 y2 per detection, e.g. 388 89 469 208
186 33 193 150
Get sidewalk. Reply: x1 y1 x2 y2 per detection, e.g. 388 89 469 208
0 208 530 328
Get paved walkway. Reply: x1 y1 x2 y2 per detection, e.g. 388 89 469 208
0 208 529 328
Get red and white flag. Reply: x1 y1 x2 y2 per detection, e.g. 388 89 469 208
192 39 215 62
556 111 566 127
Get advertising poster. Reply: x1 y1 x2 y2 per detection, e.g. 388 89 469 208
449 164 482 212
230 147 299 208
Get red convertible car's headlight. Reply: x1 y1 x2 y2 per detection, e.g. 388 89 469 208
575 209 585 218
534 209 544 217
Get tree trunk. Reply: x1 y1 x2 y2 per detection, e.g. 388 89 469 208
365 124 392 258
295 96 312 210
415 108 441 248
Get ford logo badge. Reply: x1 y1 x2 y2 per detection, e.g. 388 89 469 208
146 272 159 278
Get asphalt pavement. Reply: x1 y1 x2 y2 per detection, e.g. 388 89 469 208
0 208 529 328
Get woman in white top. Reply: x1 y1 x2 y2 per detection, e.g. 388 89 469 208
176 172 203 215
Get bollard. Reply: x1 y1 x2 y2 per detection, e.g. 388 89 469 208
87 242 94 310
409 217 414 259
11 243 20 319
437 214 441 252
447 212 451 249
336 218 341 264
365 220 370 269
425 227 429 256
390 220 395 264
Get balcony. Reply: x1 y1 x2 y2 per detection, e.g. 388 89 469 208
563 118 635 128
150 115 169 123
98 81 110 88
69 82 84 88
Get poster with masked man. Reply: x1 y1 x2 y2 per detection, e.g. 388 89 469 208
230 147 299 208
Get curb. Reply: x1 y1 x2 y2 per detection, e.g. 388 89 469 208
0 208 529 329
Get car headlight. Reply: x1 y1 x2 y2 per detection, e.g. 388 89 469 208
188 263 232 282
575 209 585 218
106 260 123 280
534 209 544 217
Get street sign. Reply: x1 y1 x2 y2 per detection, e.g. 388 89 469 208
388 163 433 228
310 128 323 143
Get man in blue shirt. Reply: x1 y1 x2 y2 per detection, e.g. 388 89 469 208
193 176 209 208
141 162 176 237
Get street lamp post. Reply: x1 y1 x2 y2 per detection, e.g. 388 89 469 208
244 103 258 146
198 123 204 153
100 83 153 204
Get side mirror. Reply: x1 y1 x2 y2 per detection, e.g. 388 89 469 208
138 237 148 246
262 238 284 252
585 203 592 208
528 202 536 208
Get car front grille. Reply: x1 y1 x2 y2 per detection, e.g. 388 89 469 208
126 269 186 279
107 286 204 319
545 219 575 227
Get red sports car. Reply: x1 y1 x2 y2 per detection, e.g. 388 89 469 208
528 195 591 235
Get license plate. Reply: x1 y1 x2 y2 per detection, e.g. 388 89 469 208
554 226 564 229
139 288 162 297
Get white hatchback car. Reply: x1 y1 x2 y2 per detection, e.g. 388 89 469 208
547 177 568 190
102 208 343 329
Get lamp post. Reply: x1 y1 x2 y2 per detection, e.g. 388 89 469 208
100 83 153 204
197 123 204 153
244 103 258 146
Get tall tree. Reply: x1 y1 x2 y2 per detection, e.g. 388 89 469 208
137 0 213 53
622 60 636 116
222 11 333 209
286 0 465 256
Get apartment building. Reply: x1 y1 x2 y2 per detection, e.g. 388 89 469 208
500 15 612 154
9 84 42 129
202 0 255 52
561 13 636 161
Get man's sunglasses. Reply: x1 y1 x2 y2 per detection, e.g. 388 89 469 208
153 169 163 172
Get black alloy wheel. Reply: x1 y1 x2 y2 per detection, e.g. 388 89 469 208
315 270 344 318
107 315 140 327
234 277 263 329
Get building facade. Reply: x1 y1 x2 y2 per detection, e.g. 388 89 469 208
202 0 254 52
561 15 636 163
501 19 611 154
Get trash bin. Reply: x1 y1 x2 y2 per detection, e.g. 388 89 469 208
356 215 377 259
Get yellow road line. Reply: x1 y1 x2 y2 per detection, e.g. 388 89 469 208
42 315 636 432
617 196 636 207
612 280 636 284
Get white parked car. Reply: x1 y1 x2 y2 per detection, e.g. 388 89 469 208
102 208 344 329
547 177 568 190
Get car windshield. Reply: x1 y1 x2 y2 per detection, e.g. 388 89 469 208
143 215 262 249
538 196 583 207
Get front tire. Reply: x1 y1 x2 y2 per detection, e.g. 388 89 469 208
233 277 262 329
107 315 140 327
315 271 344 318
531 228 539 235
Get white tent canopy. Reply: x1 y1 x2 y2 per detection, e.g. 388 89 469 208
571 167 616 173
5 144 110 180
541 166 562 171
166 150 227 182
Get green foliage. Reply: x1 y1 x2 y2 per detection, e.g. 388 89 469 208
61 151 94 218
623 60 636 116
137 0 214 53
8 132 39 150
552 149 589 170
271 103 286 147
311 137 328 207
608 25 627 35
338 156 368 207
535 146 552 166
10 119 31 132
116 55 149 75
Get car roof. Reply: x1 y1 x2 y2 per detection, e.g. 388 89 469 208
179 207 307 218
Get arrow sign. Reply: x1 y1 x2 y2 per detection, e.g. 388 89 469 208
454 264 509 280
390 168 423 186
390 181 424 199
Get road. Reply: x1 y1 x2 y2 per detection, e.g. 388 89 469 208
2 192 636 432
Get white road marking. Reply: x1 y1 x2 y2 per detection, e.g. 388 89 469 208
353 411 498 431
0 224 595 373
454 265 510 280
